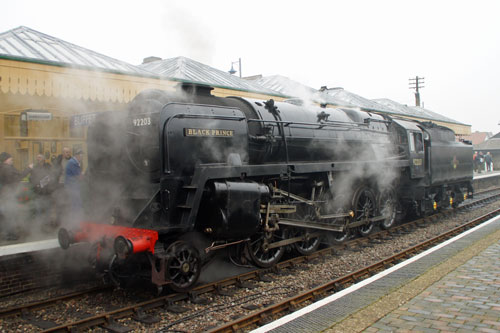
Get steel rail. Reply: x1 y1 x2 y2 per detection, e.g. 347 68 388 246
207 207 500 332
0 286 111 319
14 190 497 332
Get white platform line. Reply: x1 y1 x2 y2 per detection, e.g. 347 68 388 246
253 215 500 332
0 239 59 256
474 172 500 180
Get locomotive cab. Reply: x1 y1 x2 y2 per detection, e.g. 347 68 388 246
391 119 425 179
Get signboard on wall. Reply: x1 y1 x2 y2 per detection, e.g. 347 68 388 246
70 113 98 128
26 111 52 121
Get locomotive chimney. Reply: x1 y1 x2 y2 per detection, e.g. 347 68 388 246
179 83 214 96
142 56 162 64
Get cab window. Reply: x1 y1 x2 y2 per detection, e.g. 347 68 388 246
409 132 423 153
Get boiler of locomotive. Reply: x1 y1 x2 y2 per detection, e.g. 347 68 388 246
159 102 250 175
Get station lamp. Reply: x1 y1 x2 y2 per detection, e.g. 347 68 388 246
228 58 242 78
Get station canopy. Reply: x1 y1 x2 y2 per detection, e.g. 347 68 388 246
252 75 467 127
138 56 282 97
0 26 152 76
0 26 469 131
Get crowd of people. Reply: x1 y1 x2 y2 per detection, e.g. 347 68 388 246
0 147 84 240
473 151 494 173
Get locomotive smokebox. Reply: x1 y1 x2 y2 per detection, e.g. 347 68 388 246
201 181 270 238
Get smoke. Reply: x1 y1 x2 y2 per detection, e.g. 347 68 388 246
0 67 134 241
268 98 400 240
313 110 400 240
160 3 216 65
272 80 400 204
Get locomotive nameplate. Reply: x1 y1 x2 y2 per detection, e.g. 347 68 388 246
184 128 234 137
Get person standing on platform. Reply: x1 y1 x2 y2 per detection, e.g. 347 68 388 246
52 147 71 226
478 152 484 173
0 152 33 240
485 152 493 172
64 150 84 224
30 154 52 191
55 147 71 184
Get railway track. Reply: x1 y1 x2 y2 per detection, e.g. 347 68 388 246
1 190 499 332
209 206 500 332
0 286 111 319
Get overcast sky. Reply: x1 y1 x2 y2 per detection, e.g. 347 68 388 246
3 0 500 133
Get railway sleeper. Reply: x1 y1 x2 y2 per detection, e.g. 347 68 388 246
214 284 236 296
236 277 257 289
21 310 58 330
132 308 160 324
164 300 189 313
100 317 132 333
256 271 273 282
188 291 210 304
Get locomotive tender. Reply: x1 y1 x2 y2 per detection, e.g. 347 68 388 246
58 84 473 291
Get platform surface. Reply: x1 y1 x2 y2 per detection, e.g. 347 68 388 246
254 215 500 333
365 240 500 332
473 169 500 179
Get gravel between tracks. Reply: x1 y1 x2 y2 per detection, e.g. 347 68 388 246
1 198 499 332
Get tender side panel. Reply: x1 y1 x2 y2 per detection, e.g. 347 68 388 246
429 142 473 185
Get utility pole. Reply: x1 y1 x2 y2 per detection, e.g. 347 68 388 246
409 76 425 107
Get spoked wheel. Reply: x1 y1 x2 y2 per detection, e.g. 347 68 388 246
290 227 320 255
352 187 376 237
326 207 350 244
245 229 286 268
165 241 201 292
291 205 320 255
327 226 350 244
378 188 398 230
317 191 351 244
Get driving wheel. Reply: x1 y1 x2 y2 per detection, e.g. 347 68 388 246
245 229 286 268
165 241 201 292
352 187 376 236
291 205 320 255
378 188 397 230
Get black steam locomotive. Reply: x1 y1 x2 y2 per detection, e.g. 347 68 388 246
58 84 473 291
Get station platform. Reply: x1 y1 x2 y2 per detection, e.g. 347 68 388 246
0 228 59 256
474 169 500 180
254 215 500 333
0 238 59 257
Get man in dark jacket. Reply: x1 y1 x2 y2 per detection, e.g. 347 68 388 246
0 152 32 187
65 150 84 223
0 152 33 240
485 152 493 172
